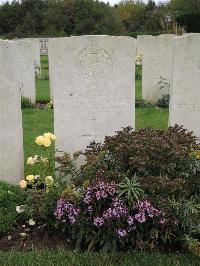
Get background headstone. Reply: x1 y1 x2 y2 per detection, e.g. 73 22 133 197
40 38 49 55
142 34 175 104
15 40 36 104
0 40 24 183
169 34 200 138
49 35 136 154
136 35 152 55
24 38 41 75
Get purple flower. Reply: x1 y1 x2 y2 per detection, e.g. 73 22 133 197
159 218 166 225
147 207 161 218
127 216 134 226
102 198 128 220
54 198 80 224
84 192 92 204
135 212 146 223
94 217 104 227
95 190 107 200
117 228 127 238
127 226 136 232
87 206 93 214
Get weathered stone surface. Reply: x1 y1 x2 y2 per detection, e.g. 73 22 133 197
49 35 136 154
142 34 175 104
15 40 36 103
169 34 200 138
0 40 24 183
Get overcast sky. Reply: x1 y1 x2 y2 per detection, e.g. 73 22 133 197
0 0 162 5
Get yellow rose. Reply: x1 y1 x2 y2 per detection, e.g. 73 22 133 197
19 180 27 189
27 157 34 165
35 136 44 146
44 132 56 141
42 137 51 147
45 176 54 187
26 175 35 182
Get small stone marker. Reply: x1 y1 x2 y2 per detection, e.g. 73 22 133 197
15 40 36 104
0 40 24 183
49 35 136 154
142 34 175 104
40 38 49 55
169 34 200 138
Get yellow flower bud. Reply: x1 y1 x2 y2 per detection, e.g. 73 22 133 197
45 176 54 187
19 180 27 189
26 175 35 182
27 157 34 165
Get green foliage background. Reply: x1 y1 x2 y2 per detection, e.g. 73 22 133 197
0 0 200 38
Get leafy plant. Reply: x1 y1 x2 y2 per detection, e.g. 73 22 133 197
118 174 144 203
21 97 33 109
135 98 153 108
0 181 26 233
157 94 170 108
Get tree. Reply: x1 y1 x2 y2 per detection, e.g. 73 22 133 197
169 0 200 32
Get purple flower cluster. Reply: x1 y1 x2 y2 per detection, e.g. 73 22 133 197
54 198 80 224
102 198 128 219
94 217 104 227
133 200 162 223
114 200 163 239
117 228 127 238
83 180 117 204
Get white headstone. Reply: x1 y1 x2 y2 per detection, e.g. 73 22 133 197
169 34 200 138
49 35 136 154
40 38 49 55
136 35 152 54
15 40 36 104
24 38 41 75
0 40 24 183
142 34 175 104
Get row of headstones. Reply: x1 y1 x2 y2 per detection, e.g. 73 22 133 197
138 33 200 139
0 38 41 104
0 34 200 184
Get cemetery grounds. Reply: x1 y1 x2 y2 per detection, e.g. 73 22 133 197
1 56 199 265
23 56 168 168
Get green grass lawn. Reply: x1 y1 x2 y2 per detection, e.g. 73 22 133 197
0 250 198 266
36 55 50 102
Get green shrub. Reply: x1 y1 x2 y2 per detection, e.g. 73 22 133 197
0 181 26 234
82 126 198 181
135 98 153 108
21 97 33 109
157 94 170 108
54 126 200 252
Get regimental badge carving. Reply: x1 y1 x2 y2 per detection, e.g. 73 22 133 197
77 40 113 79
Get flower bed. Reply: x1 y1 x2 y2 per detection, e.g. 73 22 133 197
0 126 199 256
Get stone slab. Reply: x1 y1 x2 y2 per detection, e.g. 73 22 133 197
0 40 24 183
49 35 136 154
